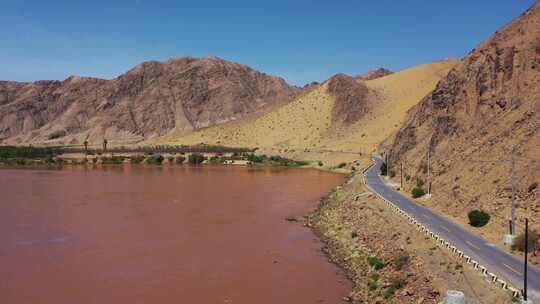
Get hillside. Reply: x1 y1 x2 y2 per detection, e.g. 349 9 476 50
0 56 298 145
389 2 540 244
159 60 458 167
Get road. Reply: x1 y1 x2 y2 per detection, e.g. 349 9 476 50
364 156 540 300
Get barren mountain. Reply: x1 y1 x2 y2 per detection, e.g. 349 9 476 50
0 56 298 145
326 74 372 125
355 67 393 81
159 60 456 167
389 2 540 242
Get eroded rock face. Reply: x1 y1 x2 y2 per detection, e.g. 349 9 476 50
327 74 372 125
390 3 540 223
0 56 299 145
356 68 393 81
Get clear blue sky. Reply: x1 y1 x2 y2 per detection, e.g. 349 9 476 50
0 0 536 86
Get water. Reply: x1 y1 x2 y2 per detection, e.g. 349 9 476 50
0 165 350 304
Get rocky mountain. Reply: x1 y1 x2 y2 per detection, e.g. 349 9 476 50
326 74 373 125
389 2 540 236
0 56 298 145
356 68 393 81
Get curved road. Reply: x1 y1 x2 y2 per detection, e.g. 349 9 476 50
364 156 540 300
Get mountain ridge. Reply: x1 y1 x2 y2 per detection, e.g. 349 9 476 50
0 56 299 145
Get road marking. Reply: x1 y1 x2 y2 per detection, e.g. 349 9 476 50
502 263 522 275
465 241 481 250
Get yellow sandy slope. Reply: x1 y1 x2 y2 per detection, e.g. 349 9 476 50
158 60 458 166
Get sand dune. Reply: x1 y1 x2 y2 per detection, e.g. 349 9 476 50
158 60 458 167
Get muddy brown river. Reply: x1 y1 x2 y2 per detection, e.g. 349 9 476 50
0 165 351 304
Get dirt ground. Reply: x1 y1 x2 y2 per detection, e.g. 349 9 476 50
309 170 514 304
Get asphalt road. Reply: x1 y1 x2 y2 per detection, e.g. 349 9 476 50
364 156 540 300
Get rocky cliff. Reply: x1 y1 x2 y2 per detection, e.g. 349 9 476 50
389 2 540 237
0 56 298 145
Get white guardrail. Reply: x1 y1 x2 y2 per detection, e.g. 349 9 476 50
359 161 523 300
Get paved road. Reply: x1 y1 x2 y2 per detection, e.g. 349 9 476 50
364 156 540 300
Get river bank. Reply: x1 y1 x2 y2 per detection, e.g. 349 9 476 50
309 167 514 304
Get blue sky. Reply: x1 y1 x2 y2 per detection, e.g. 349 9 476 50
0 0 536 86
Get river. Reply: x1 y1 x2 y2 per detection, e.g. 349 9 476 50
0 165 351 304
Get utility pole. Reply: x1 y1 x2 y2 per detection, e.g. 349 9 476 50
524 217 529 302
387 151 391 181
511 150 517 235
400 162 404 189
427 147 432 197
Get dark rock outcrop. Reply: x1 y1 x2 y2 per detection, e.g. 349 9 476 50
356 68 393 81
327 74 373 125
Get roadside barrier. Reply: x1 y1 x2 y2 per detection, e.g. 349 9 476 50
360 159 525 301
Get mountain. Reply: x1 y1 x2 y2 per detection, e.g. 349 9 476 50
158 60 457 167
356 68 393 81
389 3 540 238
0 56 298 145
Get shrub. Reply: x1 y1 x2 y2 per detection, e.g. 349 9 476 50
145 154 164 165
394 255 409 270
351 231 358 238
529 182 538 194
384 279 405 299
270 155 282 162
512 230 539 252
411 187 425 198
130 155 145 164
318 161 323 167
468 210 490 227
337 162 347 169
101 156 125 165
367 257 385 270
367 279 378 292
247 153 266 163
380 162 388 175
188 153 206 165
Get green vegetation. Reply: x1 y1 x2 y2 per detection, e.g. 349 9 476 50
100 156 125 165
351 231 358 238
383 279 405 299
468 210 490 227
0 145 59 160
367 279 378 292
394 254 409 271
337 162 347 169
367 256 385 270
188 153 206 165
130 155 145 164
318 161 323 167
146 154 164 165
245 153 308 167
380 162 387 175
411 187 426 198
512 230 539 252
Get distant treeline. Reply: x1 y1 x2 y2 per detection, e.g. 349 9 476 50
0 145 60 160
0 144 254 158
65 144 254 155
